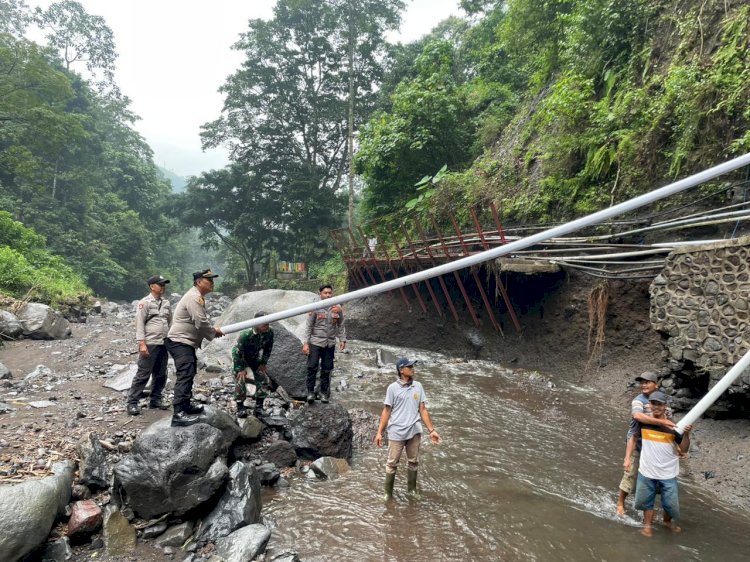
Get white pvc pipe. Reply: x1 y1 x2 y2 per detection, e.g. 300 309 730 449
221 152 750 335
675 349 750 434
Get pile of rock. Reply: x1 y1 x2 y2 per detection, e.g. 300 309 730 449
0 303 71 340
0 393 356 561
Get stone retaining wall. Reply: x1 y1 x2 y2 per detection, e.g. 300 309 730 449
650 236 750 394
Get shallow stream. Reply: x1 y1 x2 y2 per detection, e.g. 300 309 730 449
261 342 750 561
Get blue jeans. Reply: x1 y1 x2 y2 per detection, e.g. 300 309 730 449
634 473 680 520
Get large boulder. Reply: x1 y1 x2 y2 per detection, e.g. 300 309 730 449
141 405 240 451
15 303 71 339
0 460 76 562
291 403 353 461
0 310 23 340
114 411 235 518
204 290 320 399
196 461 262 543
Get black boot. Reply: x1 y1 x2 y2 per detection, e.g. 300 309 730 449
236 401 248 418
253 398 264 418
126 403 140 416
320 371 331 403
183 401 204 415
171 405 199 427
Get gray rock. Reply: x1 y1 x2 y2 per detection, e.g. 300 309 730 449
24 364 52 381
291 402 353 460
215 524 271 562
263 440 297 468
0 362 12 380
77 433 109 490
310 456 349 480
196 461 262 542
0 310 23 340
102 506 136 556
16 303 71 339
256 463 280 486
41 537 72 561
155 521 194 548
102 364 138 392
238 416 265 440
114 416 230 518
141 522 168 539
142 405 240 451
0 461 76 562
376 348 398 368
0 402 15 414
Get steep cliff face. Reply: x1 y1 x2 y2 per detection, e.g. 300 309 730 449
435 0 750 224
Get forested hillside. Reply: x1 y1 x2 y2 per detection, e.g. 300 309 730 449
357 0 750 226
0 0 198 301
2 0 748 303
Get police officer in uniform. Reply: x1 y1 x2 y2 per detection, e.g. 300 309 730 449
166 269 224 426
127 275 172 415
302 284 346 403
231 311 274 418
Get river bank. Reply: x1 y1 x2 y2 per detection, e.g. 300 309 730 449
0 279 748 557
344 271 750 512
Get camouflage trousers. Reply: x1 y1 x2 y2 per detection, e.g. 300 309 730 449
234 366 272 403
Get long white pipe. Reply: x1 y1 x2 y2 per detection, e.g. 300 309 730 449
675 349 750 434
221 152 750 335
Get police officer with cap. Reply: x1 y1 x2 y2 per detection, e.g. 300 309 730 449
127 275 172 415
166 268 225 426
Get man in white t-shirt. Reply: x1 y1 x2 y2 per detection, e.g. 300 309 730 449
375 358 442 501
624 391 692 537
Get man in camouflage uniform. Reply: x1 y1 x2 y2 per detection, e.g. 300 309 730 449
166 268 224 426
231 311 274 418
127 275 172 415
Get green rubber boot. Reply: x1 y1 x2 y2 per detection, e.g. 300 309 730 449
383 472 396 502
407 470 420 498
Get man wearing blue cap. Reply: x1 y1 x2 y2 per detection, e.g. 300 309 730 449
375 357 442 501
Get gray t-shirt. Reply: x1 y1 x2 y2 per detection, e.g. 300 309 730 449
384 380 427 441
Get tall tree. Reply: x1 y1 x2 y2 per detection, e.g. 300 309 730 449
334 0 404 228
34 0 117 85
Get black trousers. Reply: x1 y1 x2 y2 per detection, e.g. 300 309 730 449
127 344 168 405
306 344 334 394
166 338 197 409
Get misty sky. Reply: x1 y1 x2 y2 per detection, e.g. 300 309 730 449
30 0 463 177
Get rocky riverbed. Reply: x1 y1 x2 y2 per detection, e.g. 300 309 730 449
1 285 750 560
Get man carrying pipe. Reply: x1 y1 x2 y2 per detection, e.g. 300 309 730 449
624 391 692 536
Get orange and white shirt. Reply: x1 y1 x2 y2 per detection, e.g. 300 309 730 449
636 423 684 480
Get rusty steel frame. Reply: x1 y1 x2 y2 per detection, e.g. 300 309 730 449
453 210 502 333
430 215 481 327
401 225 443 316
487 203 521 332
414 218 460 323
386 224 428 313
330 229 367 289
370 221 413 310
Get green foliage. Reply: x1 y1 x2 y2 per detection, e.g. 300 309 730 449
359 0 750 226
0 211 89 304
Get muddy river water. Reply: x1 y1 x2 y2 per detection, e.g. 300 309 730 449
261 342 750 561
